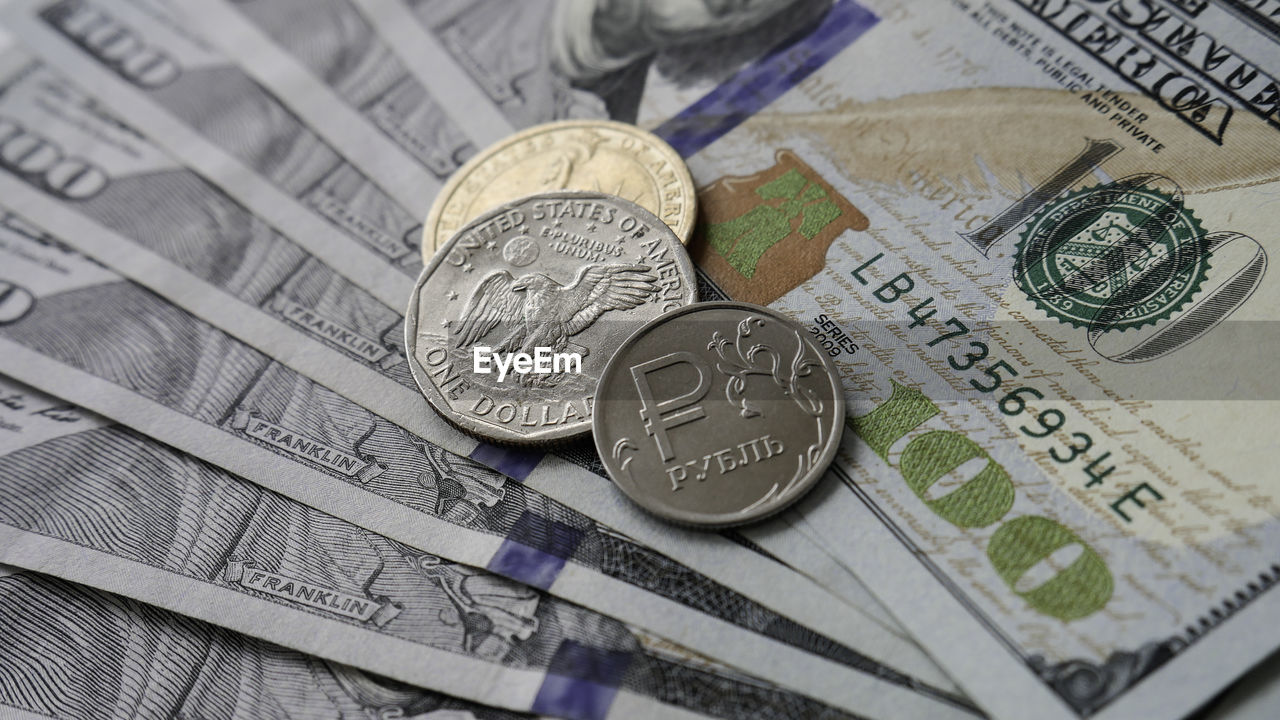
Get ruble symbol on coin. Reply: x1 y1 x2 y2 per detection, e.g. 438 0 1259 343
595 302 845 527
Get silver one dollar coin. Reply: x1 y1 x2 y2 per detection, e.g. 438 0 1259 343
406 191 697 445
594 302 845 527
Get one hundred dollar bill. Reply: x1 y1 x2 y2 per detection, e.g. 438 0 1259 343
0 0 424 309
347 0 844 140
0 566 525 719
0 43 958 698
163 0 472 213
574 0 1276 718
351 0 1280 717
0 205 972 719
0 380 865 720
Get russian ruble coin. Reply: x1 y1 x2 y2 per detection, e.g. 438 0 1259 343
595 302 845 528
421 120 696 259
407 191 697 446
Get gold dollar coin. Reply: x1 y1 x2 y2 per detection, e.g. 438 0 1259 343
422 120 696 260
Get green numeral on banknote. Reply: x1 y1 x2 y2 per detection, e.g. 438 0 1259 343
706 168 842 279
849 380 938 460
988 517 1113 621
901 431 1014 528
850 380 1113 620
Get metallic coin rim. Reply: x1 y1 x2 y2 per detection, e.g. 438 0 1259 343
421 119 696 262
593 301 846 528
407 190 698 447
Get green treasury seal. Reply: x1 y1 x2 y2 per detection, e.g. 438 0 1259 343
1013 183 1209 331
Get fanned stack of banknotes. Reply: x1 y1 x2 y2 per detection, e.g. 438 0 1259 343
0 0 1277 718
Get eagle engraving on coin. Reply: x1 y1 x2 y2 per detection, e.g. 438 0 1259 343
407 192 696 445
452 264 661 368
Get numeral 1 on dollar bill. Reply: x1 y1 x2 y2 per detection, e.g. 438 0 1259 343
957 138 1122 255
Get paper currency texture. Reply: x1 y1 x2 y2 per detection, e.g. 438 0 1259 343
339 0 1280 717
0 205 970 720
0 38 963 709
0 379 875 720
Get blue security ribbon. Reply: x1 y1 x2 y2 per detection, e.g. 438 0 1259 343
470 442 542 481
487 510 585 590
533 641 634 720
655 0 878 158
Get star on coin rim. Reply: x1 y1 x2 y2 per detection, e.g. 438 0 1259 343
421 119 696 261
407 191 698 447
593 301 846 528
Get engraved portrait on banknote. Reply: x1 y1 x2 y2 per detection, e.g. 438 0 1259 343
34 0 427 275
0 423 628 678
217 0 477 178
403 0 834 125
0 571 528 720
0 568 851 719
0 61 418 385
